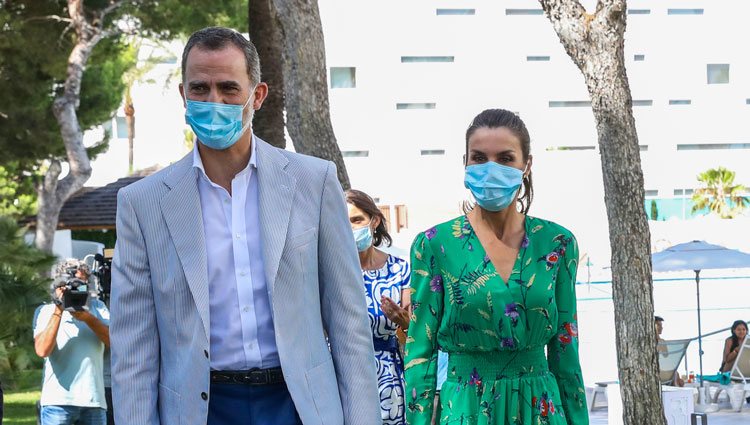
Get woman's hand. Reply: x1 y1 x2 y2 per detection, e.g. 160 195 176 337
381 295 410 330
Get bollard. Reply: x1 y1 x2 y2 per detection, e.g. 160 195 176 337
691 413 708 425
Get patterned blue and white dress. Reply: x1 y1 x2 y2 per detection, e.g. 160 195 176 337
363 253 411 425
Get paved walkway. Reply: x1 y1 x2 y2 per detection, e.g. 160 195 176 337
589 407 750 424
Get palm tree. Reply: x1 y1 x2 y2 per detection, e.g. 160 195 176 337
0 216 54 376
692 167 748 218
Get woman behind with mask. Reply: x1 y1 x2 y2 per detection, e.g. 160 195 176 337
404 109 588 425
346 189 411 425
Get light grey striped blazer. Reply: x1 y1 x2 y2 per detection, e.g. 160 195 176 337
111 138 380 425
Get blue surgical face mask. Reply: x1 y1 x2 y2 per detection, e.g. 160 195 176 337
185 89 255 150
464 161 525 212
352 225 373 252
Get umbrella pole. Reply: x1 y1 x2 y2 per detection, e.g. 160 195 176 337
695 269 705 389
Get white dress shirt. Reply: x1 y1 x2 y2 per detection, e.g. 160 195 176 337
192 136 279 370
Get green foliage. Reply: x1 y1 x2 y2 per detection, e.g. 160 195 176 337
0 163 38 220
0 1 135 168
127 0 249 38
80 36 135 129
692 167 748 219
71 229 117 249
649 199 659 221
0 216 55 376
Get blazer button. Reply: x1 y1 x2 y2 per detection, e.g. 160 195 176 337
201 392 208 401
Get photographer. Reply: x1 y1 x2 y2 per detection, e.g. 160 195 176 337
33 259 110 425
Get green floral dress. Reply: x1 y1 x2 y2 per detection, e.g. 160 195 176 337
404 215 588 425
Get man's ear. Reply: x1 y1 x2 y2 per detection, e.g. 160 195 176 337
251 82 269 110
178 83 186 108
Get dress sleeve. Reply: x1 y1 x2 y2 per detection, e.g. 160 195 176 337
404 232 443 425
546 234 589 424
401 257 412 290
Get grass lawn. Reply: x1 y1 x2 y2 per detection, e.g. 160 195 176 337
3 369 41 425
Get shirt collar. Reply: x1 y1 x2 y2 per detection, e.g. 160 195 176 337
192 133 258 178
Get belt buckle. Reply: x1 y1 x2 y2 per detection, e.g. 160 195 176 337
244 368 264 385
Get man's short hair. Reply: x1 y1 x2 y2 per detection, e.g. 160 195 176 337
181 27 261 86
654 316 665 322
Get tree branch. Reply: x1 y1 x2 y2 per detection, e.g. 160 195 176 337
100 0 127 18
539 0 605 72
539 0 590 43
99 0 143 26
597 0 627 15
23 15 73 24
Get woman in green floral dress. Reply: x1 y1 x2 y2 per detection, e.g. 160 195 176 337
404 109 588 425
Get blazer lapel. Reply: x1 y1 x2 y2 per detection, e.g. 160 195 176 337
161 154 210 341
256 138 296 296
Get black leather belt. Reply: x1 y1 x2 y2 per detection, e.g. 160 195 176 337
210 367 285 385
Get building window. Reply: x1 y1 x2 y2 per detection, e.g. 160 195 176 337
628 9 650 15
669 99 692 105
420 149 445 156
707 64 730 84
505 9 543 15
640 145 649 151
546 146 596 151
526 56 550 62
746 99 750 105
677 143 750 151
330 67 356 88
395 205 408 232
634 54 645 61
397 103 436 110
645 190 659 197
549 99 651 107
115 116 128 139
378 205 391 233
668 9 704 15
436 8 475 16
674 189 694 196
342 150 369 157
549 100 591 108
401 56 454 63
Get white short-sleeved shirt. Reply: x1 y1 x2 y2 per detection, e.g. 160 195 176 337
33 298 110 408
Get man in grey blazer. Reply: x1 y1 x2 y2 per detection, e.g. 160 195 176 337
111 27 380 425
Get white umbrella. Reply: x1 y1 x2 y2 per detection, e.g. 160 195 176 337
652 240 750 386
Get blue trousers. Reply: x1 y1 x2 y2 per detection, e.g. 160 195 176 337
207 382 302 425
40 405 106 425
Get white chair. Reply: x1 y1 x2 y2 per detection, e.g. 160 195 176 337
658 339 691 385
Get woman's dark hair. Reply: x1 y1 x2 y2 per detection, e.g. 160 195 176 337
464 109 534 214
730 320 748 350
345 189 393 248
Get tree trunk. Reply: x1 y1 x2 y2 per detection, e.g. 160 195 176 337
248 0 287 149
539 1 666 424
269 0 351 189
35 0 112 253
125 101 135 174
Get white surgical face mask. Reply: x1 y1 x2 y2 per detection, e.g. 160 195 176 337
352 225 373 252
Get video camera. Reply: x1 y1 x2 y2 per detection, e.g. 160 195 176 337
52 266 91 312
92 250 113 305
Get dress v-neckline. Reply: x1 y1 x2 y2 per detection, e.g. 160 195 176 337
464 214 529 286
